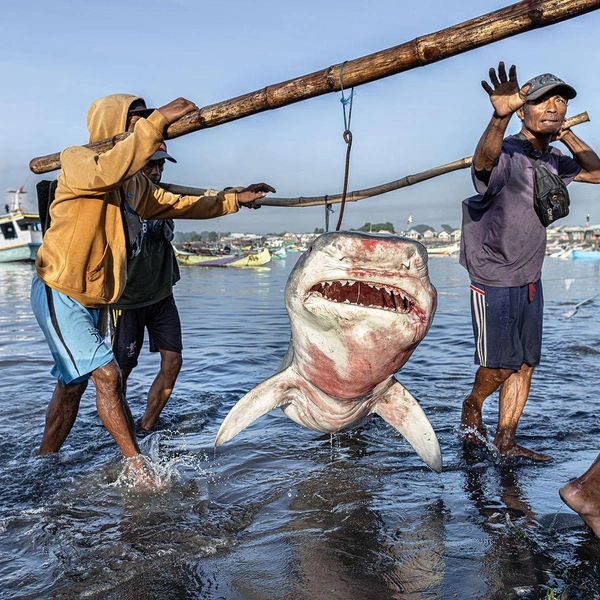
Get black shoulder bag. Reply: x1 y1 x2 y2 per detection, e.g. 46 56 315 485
118 188 144 259
514 134 570 227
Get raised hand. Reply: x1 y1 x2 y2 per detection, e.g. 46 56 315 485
481 62 530 118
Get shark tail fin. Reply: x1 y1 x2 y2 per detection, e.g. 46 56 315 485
214 369 295 447
373 378 442 473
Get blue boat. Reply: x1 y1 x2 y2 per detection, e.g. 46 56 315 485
571 249 600 260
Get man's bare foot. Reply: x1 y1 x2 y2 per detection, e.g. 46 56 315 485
124 454 160 488
461 397 487 443
495 441 552 462
559 480 600 537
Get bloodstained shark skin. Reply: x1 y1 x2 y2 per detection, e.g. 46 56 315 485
215 231 442 472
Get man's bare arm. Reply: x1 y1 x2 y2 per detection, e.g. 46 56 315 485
559 130 600 183
472 62 529 173
473 113 513 172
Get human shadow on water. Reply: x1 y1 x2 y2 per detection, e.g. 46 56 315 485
462 443 537 525
459 443 555 598
460 443 600 599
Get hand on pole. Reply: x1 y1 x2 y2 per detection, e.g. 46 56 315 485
236 183 277 209
157 98 198 125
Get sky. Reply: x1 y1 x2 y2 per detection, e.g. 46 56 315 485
2 0 600 234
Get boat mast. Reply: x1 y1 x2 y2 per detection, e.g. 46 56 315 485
5 187 26 214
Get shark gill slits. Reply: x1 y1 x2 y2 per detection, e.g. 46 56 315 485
308 280 411 312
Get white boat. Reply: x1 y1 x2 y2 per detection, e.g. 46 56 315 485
548 247 573 259
0 188 42 263
426 243 460 256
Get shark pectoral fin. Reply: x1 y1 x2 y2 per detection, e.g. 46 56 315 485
373 379 442 473
214 369 296 447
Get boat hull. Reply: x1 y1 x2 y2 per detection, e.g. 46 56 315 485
176 247 271 267
426 243 460 256
0 210 43 263
0 242 41 263
571 250 600 260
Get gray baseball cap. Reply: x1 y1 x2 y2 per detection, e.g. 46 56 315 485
525 73 577 101
150 142 177 163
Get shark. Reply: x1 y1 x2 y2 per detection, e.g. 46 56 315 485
215 231 442 472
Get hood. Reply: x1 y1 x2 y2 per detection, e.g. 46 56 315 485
86 94 145 143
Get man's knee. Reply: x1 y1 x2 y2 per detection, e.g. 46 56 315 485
478 366 515 385
161 351 183 376
55 379 88 402
90 360 121 389
61 379 88 393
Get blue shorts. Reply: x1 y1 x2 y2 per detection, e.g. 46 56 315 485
30 274 114 385
469 280 543 370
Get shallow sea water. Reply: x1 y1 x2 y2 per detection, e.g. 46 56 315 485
1 250 600 599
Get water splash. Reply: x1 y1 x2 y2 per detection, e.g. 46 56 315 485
109 430 208 492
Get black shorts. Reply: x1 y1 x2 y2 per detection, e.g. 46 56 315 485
111 294 183 370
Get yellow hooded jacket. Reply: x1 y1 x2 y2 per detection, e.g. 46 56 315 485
36 94 240 307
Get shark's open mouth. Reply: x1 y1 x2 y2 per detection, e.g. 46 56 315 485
307 280 414 313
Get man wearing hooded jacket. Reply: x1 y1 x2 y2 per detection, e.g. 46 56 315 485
30 94 274 482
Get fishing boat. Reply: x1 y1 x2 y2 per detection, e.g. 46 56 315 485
426 243 460 256
285 245 308 253
271 247 287 260
571 249 600 260
547 246 573 259
174 246 271 267
0 188 43 263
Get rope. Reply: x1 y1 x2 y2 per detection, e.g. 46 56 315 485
335 62 355 232
324 195 333 231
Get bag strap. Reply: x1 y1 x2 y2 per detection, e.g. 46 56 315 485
118 187 144 259
36 180 58 237
512 132 542 165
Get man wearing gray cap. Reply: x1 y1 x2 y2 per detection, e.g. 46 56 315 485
111 141 183 432
460 62 600 462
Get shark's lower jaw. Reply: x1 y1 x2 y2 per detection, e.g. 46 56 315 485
307 280 415 313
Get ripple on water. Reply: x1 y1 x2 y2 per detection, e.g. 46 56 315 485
2 258 600 597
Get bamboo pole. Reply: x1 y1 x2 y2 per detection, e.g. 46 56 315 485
160 112 589 207
29 0 600 174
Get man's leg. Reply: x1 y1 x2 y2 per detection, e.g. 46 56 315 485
560 454 600 536
39 380 88 454
461 366 514 442
140 349 182 431
120 368 132 397
91 360 140 457
141 295 183 431
110 307 143 400
91 361 158 486
494 363 551 461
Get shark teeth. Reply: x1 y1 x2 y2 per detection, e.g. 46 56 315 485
308 280 413 313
